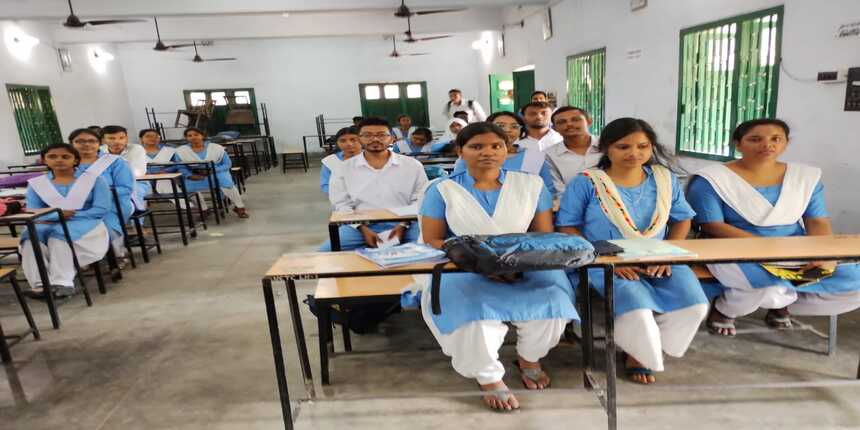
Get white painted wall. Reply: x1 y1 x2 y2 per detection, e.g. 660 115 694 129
478 0 860 232
116 33 485 151
0 20 132 166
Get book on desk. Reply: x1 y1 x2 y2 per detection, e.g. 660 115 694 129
355 243 448 268
607 238 697 261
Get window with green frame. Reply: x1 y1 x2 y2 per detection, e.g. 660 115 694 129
566 48 606 135
676 6 783 160
6 84 63 156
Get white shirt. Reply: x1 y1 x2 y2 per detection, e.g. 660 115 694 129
442 99 487 122
102 143 148 178
329 151 429 212
514 128 564 153
545 134 603 195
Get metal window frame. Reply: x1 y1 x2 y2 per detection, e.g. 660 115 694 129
566 47 607 135
6 84 63 156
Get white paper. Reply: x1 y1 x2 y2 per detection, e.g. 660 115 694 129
375 228 402 248
389 204 419 217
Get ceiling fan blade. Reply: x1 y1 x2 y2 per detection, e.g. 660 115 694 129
405 53 430 56
415 8 466 16
204 58 237 62
413 35 452 42
87 19 147 26
167 43 195 49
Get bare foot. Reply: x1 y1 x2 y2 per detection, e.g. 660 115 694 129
516 356 550 390
479 380 519 411
625 355 656 385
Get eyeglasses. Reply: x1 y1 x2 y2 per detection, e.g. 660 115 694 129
493 123 522 130
359 133 390 140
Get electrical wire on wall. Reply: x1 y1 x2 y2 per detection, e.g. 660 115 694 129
780 60 819 83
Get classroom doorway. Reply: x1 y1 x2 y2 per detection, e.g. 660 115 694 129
183 88 261 136
359 82 430 127
488 74 514 114
512 68 535 113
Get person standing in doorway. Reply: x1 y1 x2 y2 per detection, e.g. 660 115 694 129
443 89 487 122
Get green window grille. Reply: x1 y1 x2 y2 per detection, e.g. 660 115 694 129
676 6 783 161
566 48 606 135
6 84 63 156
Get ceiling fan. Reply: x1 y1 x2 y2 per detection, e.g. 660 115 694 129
63 0 146 28
403 15 452 43
191 41 237 63
389 36 429 58
152 17 194 51
393 0 466 18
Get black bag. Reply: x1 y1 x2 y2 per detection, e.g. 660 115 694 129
304 295 401 335
430 232 596 314
0 199 22 217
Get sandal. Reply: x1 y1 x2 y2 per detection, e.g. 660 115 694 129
765 308 792 330
477 383 519 412
512 359 550 389
233 207 250 218
706 303 736 336
623 353 655 385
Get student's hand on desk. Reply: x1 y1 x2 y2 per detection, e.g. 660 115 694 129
641 265 671 278
802 260 837 273
359 225 383 248
388 224 407 242
614 267 641 281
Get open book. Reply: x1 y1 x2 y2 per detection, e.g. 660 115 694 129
607 238 697 261
355 243 448 269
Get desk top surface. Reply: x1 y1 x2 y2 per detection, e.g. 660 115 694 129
0 267 15 279
138 173 182 180
315 275 414 299
264 235 860 279
419 157 458 164
0 208 56 223
329 209 418 224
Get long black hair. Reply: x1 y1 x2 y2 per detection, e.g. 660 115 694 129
731 118 790 142
455 122 507 148
486 111 526 140
596 117 680 173
40 142 81 170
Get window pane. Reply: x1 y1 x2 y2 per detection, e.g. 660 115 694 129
384 85 400 99
406 84 422 98
6 86 63 155
566 48 606 134
190 92 207 107
211 91 227 106
364 85 380 100
234 90 251 105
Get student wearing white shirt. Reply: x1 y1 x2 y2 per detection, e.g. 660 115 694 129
321 117 429 251
100 125 150 211
545 106 602 196
392 114 417 141
320 127 363 195
443 88 487 122
514 102 563 153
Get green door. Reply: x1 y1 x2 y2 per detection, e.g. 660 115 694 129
488 74 514 113
512 69 535 113
359 82 430 128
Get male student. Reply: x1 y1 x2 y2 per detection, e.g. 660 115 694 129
100 125 151 210
545 106 602 195
531 91 548 103
322 117 429 251
515 102 563 153
443 88 487 122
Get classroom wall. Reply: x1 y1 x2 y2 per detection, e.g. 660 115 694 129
116 33 485 152
478 0 860 232
0 20 133 166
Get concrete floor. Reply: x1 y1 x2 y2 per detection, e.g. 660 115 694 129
1 166 859 430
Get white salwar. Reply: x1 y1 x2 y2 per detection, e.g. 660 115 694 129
417 172 567 384
175 144 244 208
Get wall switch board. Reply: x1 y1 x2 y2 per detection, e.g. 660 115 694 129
846 67 860 111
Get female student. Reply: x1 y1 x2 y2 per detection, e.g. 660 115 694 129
428 118 468 155
452 111 556 195
392 128 434 155
556 118 708 385
140 129 176 172
416 123 579 411
20 142 111 297
391 114 417 141
73 128 136 258
320 126 362 195
687 118 860 336
101 125 150 209
174 127 249 219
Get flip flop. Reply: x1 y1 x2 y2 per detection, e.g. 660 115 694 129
706 303 736 336
512 360 550 389
477 383 518 412
765 310 792 330
622 353 655 384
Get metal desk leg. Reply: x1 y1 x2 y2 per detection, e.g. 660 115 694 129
0 322 10 363
251 141 261 175
580 268 594 388
25 222 60 329
827 315 837 357
285 279 316 398
318 304 331 385
58 215 91 306
10 276 40 340
205 168 222 225
604 265 618 430
328 223 341 252
262 279 294 430
169 178 189 246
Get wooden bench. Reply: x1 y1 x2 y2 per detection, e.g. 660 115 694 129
0 267 40 363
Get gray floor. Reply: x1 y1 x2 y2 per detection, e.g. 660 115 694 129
1 166 859 430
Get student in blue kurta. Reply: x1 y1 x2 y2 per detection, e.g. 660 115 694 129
391 127 434 155
174 127 249 218
556 118 708 385
451 111 557 196
320 127 362 195
413 122 578 412
20 141 111 297
140 129 178 173
72 128 136 258
688 118 860 337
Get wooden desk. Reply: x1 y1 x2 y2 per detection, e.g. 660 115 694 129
148 161 224 224
327 210 418 251
138 173 195 246
0 208 92 329
418 157 458 165
261 235 860 430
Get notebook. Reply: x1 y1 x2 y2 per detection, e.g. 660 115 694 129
607 238 697 261
355 243 448 268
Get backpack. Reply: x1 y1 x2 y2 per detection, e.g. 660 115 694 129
429 232 596 314
0 198 23 217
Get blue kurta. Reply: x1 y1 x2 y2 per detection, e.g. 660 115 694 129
182 143 235 193
452 151 557 195
416 169 579 334
319 152 344 194
22 172 111 243
687 176 860 295
556 166 708 316
392 139 432 155
78 156 135 236
145 147 180 174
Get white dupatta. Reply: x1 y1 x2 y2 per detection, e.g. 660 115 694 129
175 143 227 163
694 163 821 227
149 146 177 164
583 165 673 239
28 173 98 210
